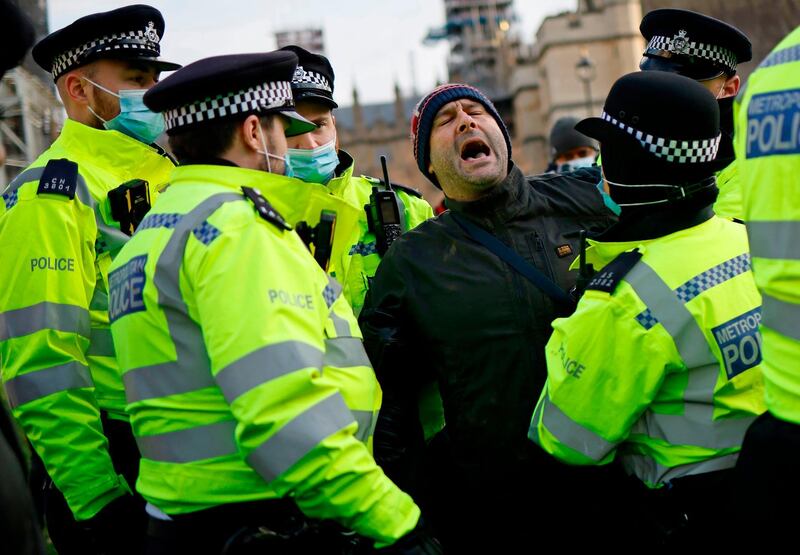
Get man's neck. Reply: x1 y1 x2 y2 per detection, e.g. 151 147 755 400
442 175 506 202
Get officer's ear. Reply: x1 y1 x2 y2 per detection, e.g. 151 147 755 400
428 162 434 175
240 114 263 154
60 70 91 105
722 74 741 98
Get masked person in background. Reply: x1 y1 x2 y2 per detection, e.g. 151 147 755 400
546 115 599 173
0 5 179 553
274 45 434 317
639 8 752 220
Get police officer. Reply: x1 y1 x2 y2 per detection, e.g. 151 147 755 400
0 5 179 554
547 115 599 173
528 71 765 547
734 25 800 543
276 45 433 316
109 51 440 554
639 8 752 220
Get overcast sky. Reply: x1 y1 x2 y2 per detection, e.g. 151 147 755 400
48 0 576 106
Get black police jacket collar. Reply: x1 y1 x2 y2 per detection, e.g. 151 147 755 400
333 150 354 178
597 199 716 242
445 163 529 224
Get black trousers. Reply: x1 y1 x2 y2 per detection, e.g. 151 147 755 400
0 404 46 555
145 500 368 555
736 411 800 547
34 414 146 555
625 467 738 549
417 434 630 553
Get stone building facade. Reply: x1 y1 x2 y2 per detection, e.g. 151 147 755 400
326 0 800 196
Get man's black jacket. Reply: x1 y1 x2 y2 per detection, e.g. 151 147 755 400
359 164 615 491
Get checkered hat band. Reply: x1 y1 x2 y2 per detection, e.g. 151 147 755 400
164 81 293 131
52 30 159 78
647 35 737 72
292 68 332 93
601 111 721 164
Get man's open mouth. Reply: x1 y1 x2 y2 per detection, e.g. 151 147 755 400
460 138 492 161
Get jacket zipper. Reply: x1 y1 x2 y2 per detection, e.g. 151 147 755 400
533 231 556 282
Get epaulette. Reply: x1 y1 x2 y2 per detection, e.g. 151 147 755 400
37 159 78 199
361 175 423 199
585 249 642 294
241 186 291 231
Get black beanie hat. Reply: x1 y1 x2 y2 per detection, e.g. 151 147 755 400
410 83 511 187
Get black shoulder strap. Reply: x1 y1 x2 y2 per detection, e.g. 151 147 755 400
241 186 291 231
584 250 642 294
362 175 423 198
37 159 78 199
450 212 575 309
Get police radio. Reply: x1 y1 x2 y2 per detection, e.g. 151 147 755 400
571 229 595 301
365 155 402 256
296 210 337 271
108 178 151 236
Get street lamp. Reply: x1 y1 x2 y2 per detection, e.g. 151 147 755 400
575 51 596 117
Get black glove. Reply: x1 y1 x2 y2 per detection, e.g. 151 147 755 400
80 493 146 555
380 520 443 555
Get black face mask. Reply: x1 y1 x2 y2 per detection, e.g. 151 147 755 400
717 96 736 159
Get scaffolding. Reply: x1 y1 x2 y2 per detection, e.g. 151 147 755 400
0 67 63 188
425 0 518 98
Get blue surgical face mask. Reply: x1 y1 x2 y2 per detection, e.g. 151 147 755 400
84 78 165 145
557 155 596 173
596 178 621 216
286 137 339 184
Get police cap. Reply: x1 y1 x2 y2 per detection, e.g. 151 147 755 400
32 4 181 82
143 51 316 137
279 45 338 109
639 8 752 80
577 71 730 187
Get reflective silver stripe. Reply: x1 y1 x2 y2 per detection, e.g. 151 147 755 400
136 420 238 463
329 313 351 337
4 166 89 207
72 172 92 206
527 394 546 444
126 193 243 406
0 302 90 341
215 341 324 403
3 166 46 195
540 395 617 461
124 361 216 403
352 409 376 442
632 409 755 450
4 361 93 407
761 292 800 341
747 221 800 260
87 328 115 357
246 393 355 482
621 450 740 486
625 261 719 423
323 337 371 368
